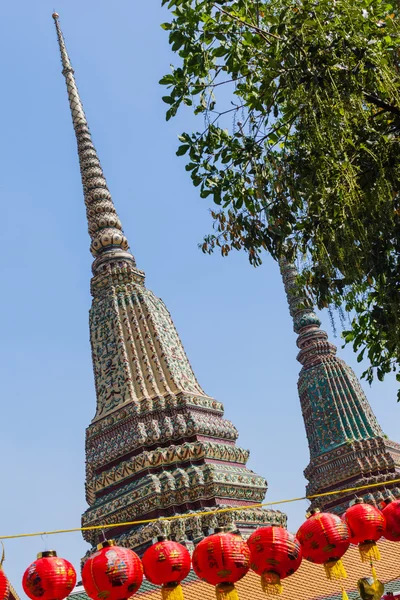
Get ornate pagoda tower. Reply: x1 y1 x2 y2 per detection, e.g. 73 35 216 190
281 259 400 514
52 14 285 554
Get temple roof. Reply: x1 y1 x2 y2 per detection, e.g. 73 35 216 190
8 583 20 600
69 539 400 600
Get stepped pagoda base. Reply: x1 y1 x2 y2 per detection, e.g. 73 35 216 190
82 505 286 558
305 436 400 514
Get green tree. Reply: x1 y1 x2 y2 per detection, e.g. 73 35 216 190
160 0 400 398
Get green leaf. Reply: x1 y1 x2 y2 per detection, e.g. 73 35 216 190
159 74 175 85
357 348 366 363
166 106 178 121
213 46 228 57
176 144 190 156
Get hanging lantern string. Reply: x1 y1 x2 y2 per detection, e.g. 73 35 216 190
1 477 399 541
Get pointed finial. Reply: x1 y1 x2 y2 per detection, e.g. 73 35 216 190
279 258 321 335
52 13 134 266
279 257 337 366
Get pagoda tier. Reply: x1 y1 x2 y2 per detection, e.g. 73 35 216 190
52 14 286 553
82 256 280 547
281 260 400 514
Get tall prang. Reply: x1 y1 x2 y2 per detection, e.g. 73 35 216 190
281 259 400 514
52 13 285 554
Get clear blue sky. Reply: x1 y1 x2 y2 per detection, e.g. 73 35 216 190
0 1 398 596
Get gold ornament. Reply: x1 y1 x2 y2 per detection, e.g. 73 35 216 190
357 577 384 600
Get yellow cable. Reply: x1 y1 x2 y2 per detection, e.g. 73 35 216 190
0 477 398 541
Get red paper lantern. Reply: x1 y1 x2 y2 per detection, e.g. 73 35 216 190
192 531 250 600
382 499 400 542
82 541 143 600
22 551 77 600
142 538 191 600
0 569 10 600
343 500 385 562
297 510 350 580
247 526 302 595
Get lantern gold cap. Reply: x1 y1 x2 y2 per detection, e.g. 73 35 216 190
306 508 321 518
97 540 116 550
380 499 392 508
37 550 57 559
164 583 180 590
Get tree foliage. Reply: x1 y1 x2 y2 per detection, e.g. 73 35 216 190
160 0 400 397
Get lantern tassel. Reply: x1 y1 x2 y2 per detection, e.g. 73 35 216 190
324 559 347 580
359 542 381 563
162 583 185 600
342 587 349 600
261 572 283 595
215 583 240 600
371 563 378 583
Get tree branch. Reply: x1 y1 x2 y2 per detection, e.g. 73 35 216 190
212 3 282 42
363 92 400 118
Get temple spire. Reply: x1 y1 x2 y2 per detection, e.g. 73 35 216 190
280 258 383 456
53 13 283 554
280 258 400 513
52 13 132 267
